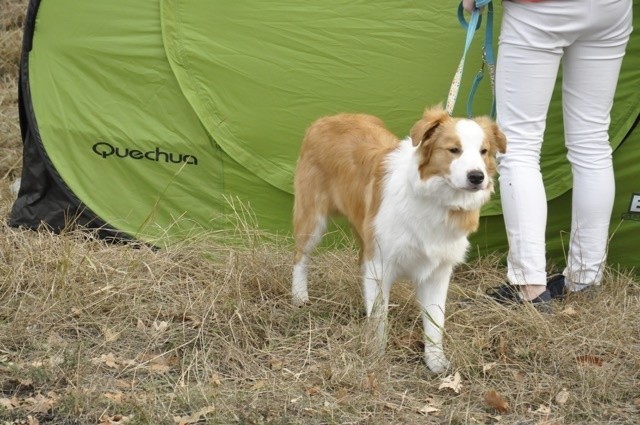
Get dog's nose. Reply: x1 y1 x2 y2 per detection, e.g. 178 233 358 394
467 170 485 185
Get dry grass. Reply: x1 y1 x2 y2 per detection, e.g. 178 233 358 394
1 2 639 424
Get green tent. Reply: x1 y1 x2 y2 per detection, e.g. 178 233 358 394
11 0 639 270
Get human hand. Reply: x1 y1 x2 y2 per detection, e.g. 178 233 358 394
462 0 476 13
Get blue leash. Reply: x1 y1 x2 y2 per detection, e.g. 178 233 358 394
445 0 496 118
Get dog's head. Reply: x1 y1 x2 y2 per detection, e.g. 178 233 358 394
410 105 506 198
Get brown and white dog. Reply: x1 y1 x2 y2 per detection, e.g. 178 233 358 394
292 105 506 373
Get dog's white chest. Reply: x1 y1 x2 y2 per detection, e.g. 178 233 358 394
374 205 469 278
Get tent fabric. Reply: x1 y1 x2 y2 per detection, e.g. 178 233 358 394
11 0 115 239
10 0 640 270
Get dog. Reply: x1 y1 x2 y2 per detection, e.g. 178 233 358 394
291 105 506 373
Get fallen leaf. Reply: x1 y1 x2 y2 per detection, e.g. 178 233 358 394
251 380 266 390
418 404 440 415
496 335 508 358
24 392 58 414
180 314 202 327
482 362 497 373
120 358 138 368
104 392 124 403
418 397 445 417
103 327 120 342
210 373 222 387
472 336 491 351
425 396 444 406
0 396 19 410
136 352 158 362
115 379 133 390
561 306 578 316
530 404 552 415
99 414 132 424
511 370 526 382
555 388 570 405
484 390 509 413
576 355 603 367
173 405 215 425
367 372 379 395
384 402 399 411
322 366 333 381
468 416 494 424
137 354 176 374
152 321 169 333
149 362 171 374
438 372 462 394
306 386 320 396
92 353 119 369
269 358 283 371
103 354 119 369
334 388 349 403
49 355 64 367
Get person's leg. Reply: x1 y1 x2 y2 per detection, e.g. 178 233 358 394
561 0 632 290
495 1 567 299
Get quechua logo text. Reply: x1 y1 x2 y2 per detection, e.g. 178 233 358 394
92 142 198 165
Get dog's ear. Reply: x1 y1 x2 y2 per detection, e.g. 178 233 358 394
410 105 449 147
475 116 507 154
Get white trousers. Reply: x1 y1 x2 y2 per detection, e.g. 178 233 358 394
496 0 633 289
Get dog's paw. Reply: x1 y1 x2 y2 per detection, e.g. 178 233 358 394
424 351 451 374
291 294 310 307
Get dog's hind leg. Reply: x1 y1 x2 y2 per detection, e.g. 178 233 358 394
292 212 328 306
361 256 395 358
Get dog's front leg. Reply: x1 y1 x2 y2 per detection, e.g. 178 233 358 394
361 258 394 358
415 264 453 374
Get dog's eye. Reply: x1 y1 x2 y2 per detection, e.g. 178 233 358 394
448 147 461 154
480 148 488 155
